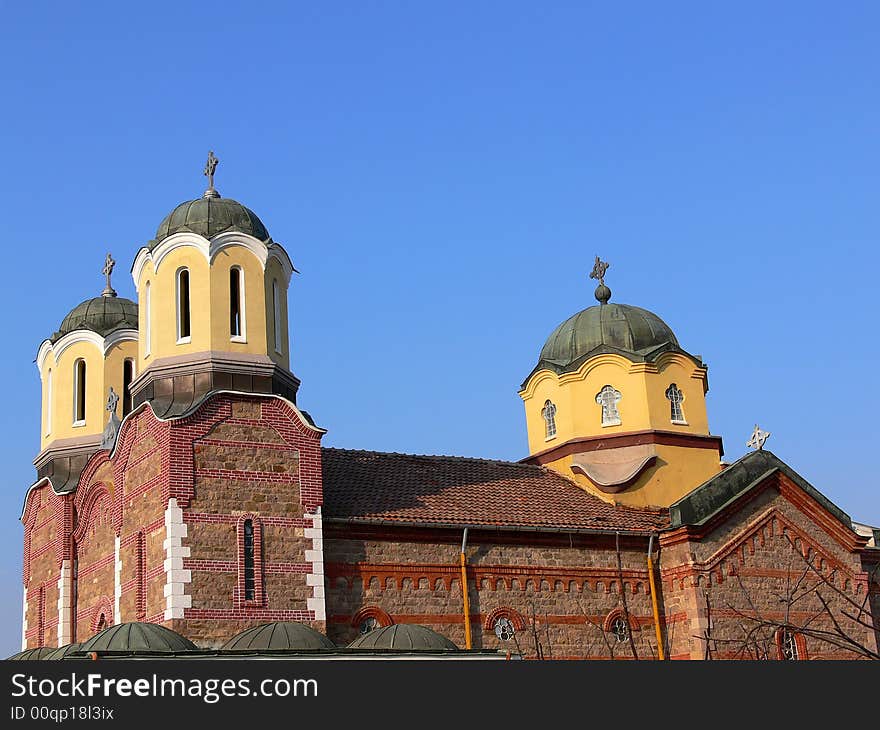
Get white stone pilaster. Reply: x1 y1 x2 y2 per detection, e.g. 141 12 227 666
163 498 191 620
304 507 326 621
56 560 73 646
21 587 28 651
114 536 122 624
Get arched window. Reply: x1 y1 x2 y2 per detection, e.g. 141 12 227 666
610 616 629 644
243 519 255 601
351 607 393 635
541 400 557 439
45 368 52 436
596 385 621 426
272 278 282 353
666 383 686 424
122 359 134 416
229 266 245 341
144 281 151 356
493 616 516 642
776 628 805 660
73 359 86 424
95 613 107 633
236 515 263 606
176 268 191 342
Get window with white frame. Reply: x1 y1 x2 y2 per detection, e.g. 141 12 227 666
596 385 622 426
144 281 151 356
122 359 134 416
272 278 282 353
665 383 686 424
176 268 191 342
542 400 557 439
45 368 52 436
73 359 86 425
230 266 246 341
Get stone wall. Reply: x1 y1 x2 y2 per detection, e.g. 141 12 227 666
660 475 876 660
325 527 661 659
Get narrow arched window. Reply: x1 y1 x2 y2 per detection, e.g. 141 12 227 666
144 281 151 356
243 519 255 601
45 369 52 435
777 628 804 660
230 266 244 339
122 359 134 416
73 359 86 424
542 400 557 439
666 383 686 424
596 385 621 426
176 268 191 342
272 278 282 353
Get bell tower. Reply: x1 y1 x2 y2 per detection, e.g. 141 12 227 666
519 258 724 508
129 152 299 418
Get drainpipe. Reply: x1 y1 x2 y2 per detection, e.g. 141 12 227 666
647 532 665 660
460 528 472 649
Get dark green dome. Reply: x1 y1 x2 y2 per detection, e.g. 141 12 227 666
222 622 336 651
347 624 458 651
78 622 196 653
528 302 683 381
52 296 138 343
151 195 271 248
6 646 57 660
45 642 83 660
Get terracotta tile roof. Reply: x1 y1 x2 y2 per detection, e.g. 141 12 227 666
321 448 668 533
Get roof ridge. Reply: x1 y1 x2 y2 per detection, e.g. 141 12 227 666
322 446 540 468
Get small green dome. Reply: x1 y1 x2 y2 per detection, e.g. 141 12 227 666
152 196 271 247
529 302 682 380
45 642 83 660
6 646 57 660
52 296 138 343
347 624 458 651
78 622 196 653
222 622 336 651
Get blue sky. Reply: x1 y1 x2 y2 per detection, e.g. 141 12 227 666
0 2 877 656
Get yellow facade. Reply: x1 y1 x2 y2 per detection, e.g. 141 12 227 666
539 445 723 509
38 336 137 451
520 351 722 508
136 241 290 372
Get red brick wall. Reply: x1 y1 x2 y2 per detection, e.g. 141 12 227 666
172 396 324 647
325 527 660 659
659 477 875 660
22 484 66 648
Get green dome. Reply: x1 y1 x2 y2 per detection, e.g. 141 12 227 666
222 622 336 651
78 622 196 653
528 302 682 381
52 296 138 343
347 624 458 651
151 196 271 247
6 646 57 660
45 642 83 660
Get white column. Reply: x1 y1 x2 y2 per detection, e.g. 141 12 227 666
21 587 28 651
163 498 192 620
114 536 122 624
56 560 73 645
304 507 326 621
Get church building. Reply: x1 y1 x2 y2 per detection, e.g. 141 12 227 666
19 156 879 660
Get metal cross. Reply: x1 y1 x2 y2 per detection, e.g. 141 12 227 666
589 256 610 286
101 253 117 297
204 150 219 190
746 424 770 450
